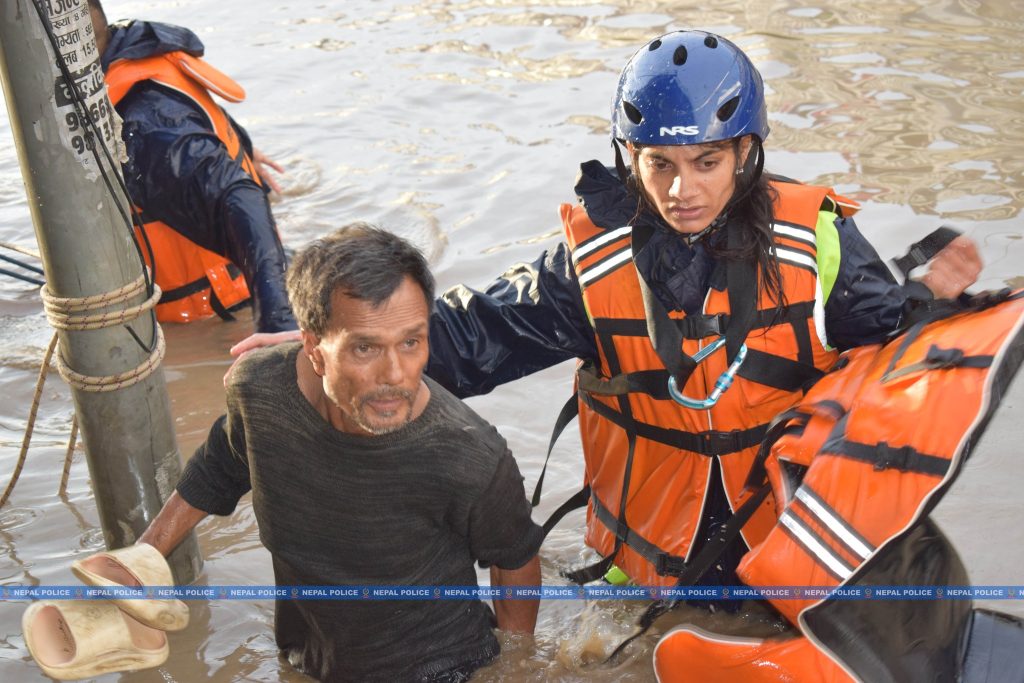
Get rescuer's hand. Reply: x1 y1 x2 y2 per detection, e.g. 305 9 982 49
223 330 302 387
253 148 285 194
918 235 982 299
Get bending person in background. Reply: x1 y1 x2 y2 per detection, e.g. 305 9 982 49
139 224 543 682
234 29 981 595
88 0 296 332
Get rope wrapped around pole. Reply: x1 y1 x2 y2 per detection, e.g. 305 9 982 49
2 271 166 507
40 272 165 392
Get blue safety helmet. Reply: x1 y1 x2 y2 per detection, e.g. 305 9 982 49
612 30 770 146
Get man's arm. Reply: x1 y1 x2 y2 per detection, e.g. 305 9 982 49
139 491 209 557
466 447 547 634
143 410 253 554
489 555 541 634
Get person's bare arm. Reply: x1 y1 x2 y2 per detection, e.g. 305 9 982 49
489 555 541 634
139 491 209 558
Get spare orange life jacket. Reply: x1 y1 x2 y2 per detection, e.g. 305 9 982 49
654 624 854 683
654 288 1024 682
561 181 855 587
105 51 257 323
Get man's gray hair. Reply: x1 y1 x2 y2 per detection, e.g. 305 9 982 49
286 223 435 337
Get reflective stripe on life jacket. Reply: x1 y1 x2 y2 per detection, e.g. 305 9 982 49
105 51 257 323
725 289 1024 682
561 181 854 587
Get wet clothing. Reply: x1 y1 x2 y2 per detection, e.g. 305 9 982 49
427 161 913 398
103 21 296 332
558 178 843 589
656 289 1024 683
425 161 923 589
176 343 544 682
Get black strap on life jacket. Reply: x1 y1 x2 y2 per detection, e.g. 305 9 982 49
158 262 247 322
587 492 688 577
891 225 961 280
741 408 812 490
586 304 826 396
530 394 580 507
605 480 773 662
541 486 590 536
882 344 994 383
562 427 640 585
579 390 768 455
630 218 759 390
818 414 950 476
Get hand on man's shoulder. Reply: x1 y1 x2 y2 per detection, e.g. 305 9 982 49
224 330 302 387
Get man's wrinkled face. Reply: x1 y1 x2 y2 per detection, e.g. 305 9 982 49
305 276 430 436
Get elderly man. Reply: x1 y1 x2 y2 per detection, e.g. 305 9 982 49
140 224 544 682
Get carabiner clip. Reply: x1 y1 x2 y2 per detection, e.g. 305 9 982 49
667 341 748 410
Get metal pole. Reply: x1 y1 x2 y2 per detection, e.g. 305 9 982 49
0 0 201 584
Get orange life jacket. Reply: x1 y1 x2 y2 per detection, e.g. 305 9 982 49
105 51 257 323
654 624 854 683
655 288 1024 682
561 181 854 587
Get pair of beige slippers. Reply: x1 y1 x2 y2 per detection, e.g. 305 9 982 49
22 543 190 680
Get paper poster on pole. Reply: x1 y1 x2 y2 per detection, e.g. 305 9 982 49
43 0 126 178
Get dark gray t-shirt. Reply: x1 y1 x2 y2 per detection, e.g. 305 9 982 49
177 343 544 682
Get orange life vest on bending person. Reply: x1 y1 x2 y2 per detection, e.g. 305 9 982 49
561 181 853 587
105 51 259 323
655 289 1024 682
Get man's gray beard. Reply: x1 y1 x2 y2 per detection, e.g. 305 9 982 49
353 390 415 435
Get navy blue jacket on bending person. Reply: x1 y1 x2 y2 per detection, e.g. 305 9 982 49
426 160 921 592
102 20 296 333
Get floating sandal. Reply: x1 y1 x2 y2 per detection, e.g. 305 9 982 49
23 600 168 680
71 543 189 631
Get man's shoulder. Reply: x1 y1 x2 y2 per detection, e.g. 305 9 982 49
228 342 300 393
423 378 507 457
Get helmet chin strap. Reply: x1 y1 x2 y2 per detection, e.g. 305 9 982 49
613 138 630 185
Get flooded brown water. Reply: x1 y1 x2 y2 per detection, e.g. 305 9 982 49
2 0 1024 680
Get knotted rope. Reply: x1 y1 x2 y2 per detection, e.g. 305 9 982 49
1 272 163 506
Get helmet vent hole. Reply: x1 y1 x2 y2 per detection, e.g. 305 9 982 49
673 46 688 66
648 39 662 51
716 96 740 122
623 101 643 125
704 35 718 48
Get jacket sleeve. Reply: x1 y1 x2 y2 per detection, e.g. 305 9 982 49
824 216 923 350
426 242 598 398
118 83 296 332
118 83 267 253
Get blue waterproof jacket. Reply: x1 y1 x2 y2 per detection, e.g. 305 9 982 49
429 160 914 398
103 21 296 332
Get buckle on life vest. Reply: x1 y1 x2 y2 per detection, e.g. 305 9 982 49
655 553 689 577
667 336 748 410
873 442 916 471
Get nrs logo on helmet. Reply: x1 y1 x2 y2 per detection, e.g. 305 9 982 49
659 126 700 136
